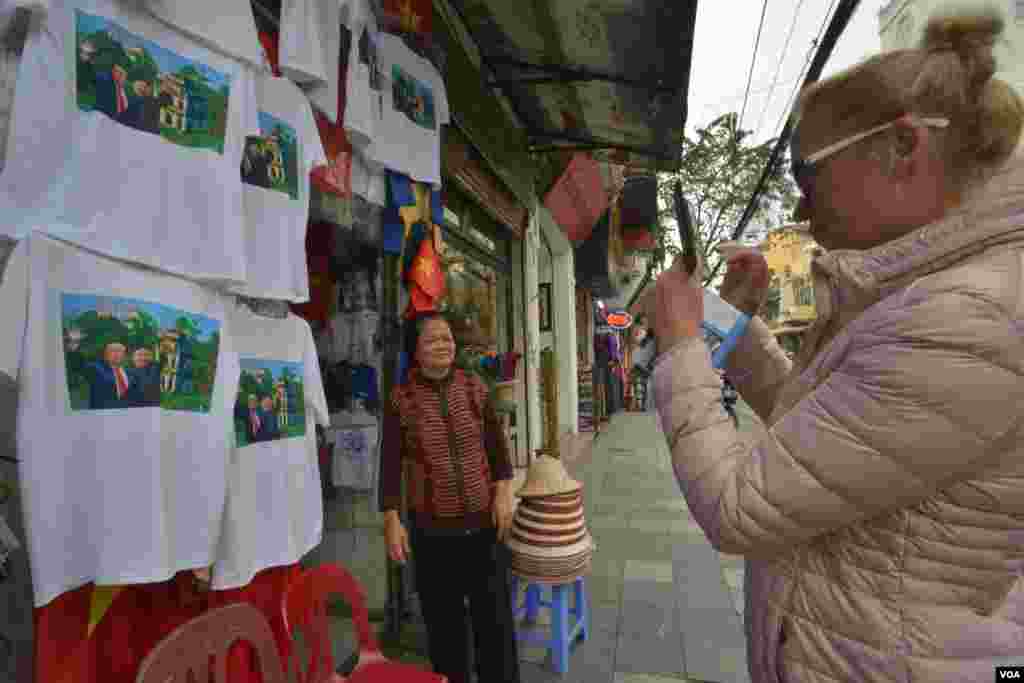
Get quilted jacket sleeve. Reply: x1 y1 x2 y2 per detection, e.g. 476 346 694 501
653 283 1024 559
722 315 792 422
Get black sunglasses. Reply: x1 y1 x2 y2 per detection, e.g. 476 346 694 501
790 157 816 199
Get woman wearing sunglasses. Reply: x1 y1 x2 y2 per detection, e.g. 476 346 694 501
638 8 1024 683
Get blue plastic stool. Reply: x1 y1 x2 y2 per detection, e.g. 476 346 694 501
509 574 589 673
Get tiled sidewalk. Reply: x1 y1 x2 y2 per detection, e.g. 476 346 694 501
515 411 751 683
309 403 761 682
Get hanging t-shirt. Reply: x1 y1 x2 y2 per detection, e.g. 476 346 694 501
351 146 386 206
0 0 260 287
233 75 326 303
0 234 240 607
145 0 265 69
330 422 378 491
296 0 342 124
350 362 379 407
213 307 328 591
343 0 381 153
374 32 449 187
279 0 327 85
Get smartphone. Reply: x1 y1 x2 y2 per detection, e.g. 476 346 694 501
673 180 699 276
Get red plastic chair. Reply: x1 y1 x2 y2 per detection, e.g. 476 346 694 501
282 564 446 683
135 603 287 683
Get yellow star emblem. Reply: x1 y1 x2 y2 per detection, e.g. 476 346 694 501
398 0 422 33
415 257 435 280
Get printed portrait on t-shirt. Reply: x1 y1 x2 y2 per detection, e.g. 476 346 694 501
359 27 381 92
61 293 222 413
240 112 300 200
74 10 232 154
391 64 435 130
233 359 307 448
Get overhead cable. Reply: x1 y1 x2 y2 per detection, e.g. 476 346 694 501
731 0 862 242
737 0 771 133
754 0 807 137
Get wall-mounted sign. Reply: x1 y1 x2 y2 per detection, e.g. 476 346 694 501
605 311 633 329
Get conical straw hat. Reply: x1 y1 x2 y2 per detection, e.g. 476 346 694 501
516 454 582 498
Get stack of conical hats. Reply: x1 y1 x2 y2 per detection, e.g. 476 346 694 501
505 455 595 582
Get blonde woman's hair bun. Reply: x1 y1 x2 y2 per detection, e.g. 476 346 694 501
920 5 1003 87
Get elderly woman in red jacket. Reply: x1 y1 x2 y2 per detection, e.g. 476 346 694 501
380 311 520 683
638 8 1024 683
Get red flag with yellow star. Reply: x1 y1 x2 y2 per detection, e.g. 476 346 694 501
405 228 445 300
382 0 432 40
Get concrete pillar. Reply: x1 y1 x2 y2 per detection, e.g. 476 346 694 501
524 205 542 456
538 206 579 438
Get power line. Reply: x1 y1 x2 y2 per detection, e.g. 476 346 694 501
730 0 863 244
738 0 771 133
773 0 839 140
754 0 807 137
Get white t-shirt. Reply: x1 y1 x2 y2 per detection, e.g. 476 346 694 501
296 0 342 123
232 75 326 303
350 146 386 206
0 234 240 607
343 0 381 154
0 0 260 287
330 422 378 491
374 32 449 187
279 0 325 84
213 307 328 590
145 0 265 69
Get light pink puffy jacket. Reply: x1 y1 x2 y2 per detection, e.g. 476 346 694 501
653 157 1024 683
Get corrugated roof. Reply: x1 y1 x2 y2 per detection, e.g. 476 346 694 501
447 0 698 171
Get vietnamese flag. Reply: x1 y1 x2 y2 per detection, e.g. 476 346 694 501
406 227 445 300
381 0 432 40
404 281 436 319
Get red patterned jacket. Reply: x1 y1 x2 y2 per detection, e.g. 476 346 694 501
380 368 514 532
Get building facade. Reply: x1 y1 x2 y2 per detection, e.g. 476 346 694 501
758 224 821 354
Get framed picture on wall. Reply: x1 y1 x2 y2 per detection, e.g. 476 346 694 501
538 283 552 332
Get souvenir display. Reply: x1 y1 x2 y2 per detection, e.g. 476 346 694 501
343 0 381 153
505 456 594 583
145 0 266 68
212 303 329 590
0 0 261 287
233 74 327 302
0 235 240 606
289 0 343 123
373 32 449 186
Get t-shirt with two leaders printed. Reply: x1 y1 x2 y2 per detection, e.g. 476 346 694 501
0 0 260 287
214 305 328 590
233 75 326 303
373 32 449 188
0 234 241 607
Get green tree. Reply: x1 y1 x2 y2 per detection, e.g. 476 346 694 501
125 309 160 353
653 113 799 287
175 316 198 340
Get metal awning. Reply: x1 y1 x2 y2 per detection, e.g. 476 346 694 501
447 0 698 172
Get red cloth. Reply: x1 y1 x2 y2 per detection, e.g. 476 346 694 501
40 566 301 683
311 111 353 198
404 231 445 300
258 30 282 76
381 0 432 42
34 583 91 683
403 281 436 319
291 222 337 325
621 227 657 251
543 153 608 243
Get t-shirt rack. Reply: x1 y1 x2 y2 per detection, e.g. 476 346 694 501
0 0 452 677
